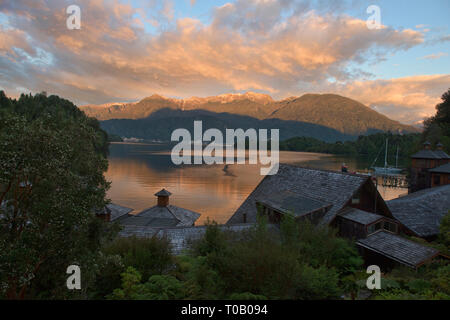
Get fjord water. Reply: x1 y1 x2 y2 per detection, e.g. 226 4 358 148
106 143 406 224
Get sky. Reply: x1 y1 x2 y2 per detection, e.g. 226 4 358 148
0 0 449 125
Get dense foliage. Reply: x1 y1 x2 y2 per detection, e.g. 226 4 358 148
101 217 364 300
280 132 421 166
0 91 112 299
423 88 450 151
99 213 449 301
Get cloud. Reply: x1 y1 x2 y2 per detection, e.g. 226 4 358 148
0 0 441 125
330 74 450 124
419 52 448 60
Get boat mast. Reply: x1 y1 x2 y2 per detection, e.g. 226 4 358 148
384 138 388 168
396 146 399 168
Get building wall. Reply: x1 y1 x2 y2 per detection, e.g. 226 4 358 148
431 172 450 187
357 246 403 271
409 158 437 192
347 180 391 218
335 217 367 240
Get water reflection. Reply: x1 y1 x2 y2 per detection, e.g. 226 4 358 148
105 143 406 224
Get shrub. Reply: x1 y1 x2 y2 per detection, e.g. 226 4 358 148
103 236 173 281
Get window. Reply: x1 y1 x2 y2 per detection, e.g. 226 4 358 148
367 222 382 235
383 221 398 233
351 193 360 205
433 174 441 186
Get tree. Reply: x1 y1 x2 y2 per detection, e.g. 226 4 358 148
108 267 185 300
438 211 450 249
0 92 110 299
424 88 450 149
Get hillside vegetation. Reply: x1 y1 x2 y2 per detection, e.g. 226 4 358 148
80 93 418 141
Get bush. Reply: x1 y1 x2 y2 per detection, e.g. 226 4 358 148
103 236 173 281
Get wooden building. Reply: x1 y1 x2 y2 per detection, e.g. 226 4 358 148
429 163 450 187
409 142 450 192
356 231 440 270
95 203 133 222
387 184 450 240
227 164 445 269
117 189 201 228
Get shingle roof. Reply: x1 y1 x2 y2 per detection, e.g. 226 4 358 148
118 225 160 238
339 208 384 225
356 231 439 268
410 149 441 159
429 163 450 174
386 185 450 237
256 190 331 218
155 189 172 197
118 223 257 255
106 203 134 221
433 150 450 159
227 164 369 225
119 204 201 228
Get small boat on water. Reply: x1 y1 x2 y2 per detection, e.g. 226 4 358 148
371 138 404 175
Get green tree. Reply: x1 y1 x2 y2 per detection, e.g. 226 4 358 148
0 92 110 299
423 88 450 150
108 267 185 300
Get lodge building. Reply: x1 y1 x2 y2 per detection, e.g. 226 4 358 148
410 142 450 192
227 164 448 270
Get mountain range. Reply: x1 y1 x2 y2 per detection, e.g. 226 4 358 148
80 92 419 142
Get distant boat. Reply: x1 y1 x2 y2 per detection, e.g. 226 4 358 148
371 138 404 175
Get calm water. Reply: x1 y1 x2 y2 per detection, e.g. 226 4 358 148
105 143 406 224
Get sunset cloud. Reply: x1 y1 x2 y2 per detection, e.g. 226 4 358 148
0 0 447 124
419 52 448 60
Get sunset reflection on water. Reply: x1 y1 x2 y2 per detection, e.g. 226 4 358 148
105 143 405 225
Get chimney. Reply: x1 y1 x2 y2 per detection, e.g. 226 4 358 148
437 142 444 151
155 188 172 207
423 141 431 150
96 206 111 222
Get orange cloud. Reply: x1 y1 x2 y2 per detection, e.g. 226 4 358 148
333 75 450 124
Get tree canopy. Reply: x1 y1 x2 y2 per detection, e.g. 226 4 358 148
0 91 111 299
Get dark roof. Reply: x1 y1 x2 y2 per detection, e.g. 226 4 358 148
256 190 331 218
433 150 450 159
429 163 450 174
118 225 160 238
410 149 441 159
119 204 201 228
227 164 369 225
339 208 384 225
387 185 450 237
106 203 134 221
356 231 439 268
155 189 172 197
118 223 257 255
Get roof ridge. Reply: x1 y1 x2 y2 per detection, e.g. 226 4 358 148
279 163 370 179
166 205 182 222
388 184 450 201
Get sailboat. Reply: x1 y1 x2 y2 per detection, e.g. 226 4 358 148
371 138 403 175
